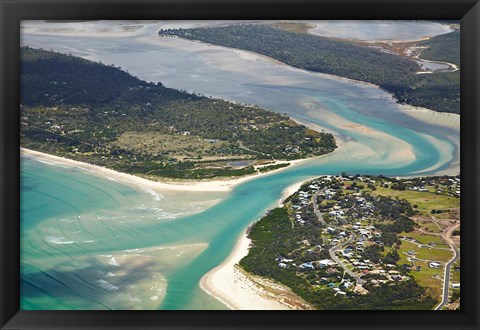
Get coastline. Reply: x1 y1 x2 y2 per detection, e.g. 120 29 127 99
153 34 415 101
22 147 321 311
20 147 311 193
153 34 390 93
199 229 314 310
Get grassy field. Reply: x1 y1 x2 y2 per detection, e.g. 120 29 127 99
418 221 442 233
451 268 460 284
400 231 447 246
451 259 460 283
372 187 459 215
398 239 452 262
435 212 456 220
270 22 316 34
110 131 249 161
414 247 453 263
410 261 444 301
396 244 444 301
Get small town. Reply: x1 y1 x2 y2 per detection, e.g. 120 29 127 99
267 174 461 310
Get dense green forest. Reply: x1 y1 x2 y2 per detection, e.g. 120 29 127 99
20 47 336 180
159 25 460 114
418 30 460 66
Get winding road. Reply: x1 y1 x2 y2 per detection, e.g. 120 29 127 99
312 190 326 226
329 233 365 285
312 190 365 284
435 223 460 310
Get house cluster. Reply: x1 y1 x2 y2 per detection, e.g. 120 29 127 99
330 225 411 285
275 255 351 295
353 176 377 184
320 278 351 296
403 176 460 197
438 177 461 196
46 123 65 134
279 174 431 296
279 174 462 300
284 146 300 154
291 190 315 225
408 185 429 192
275 257 336 270
297 190 312 206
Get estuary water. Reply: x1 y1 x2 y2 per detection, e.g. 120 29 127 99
306 20 453 41
20 21 460 310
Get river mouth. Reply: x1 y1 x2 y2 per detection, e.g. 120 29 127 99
20 20 459 310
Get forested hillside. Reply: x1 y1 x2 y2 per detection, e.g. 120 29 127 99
20 47 336 180
160 25 459 114
418 30 460 66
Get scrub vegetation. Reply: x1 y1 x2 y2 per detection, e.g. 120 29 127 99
418 30 460 66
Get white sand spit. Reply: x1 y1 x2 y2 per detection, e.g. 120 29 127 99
200 232 314 310
21 148 308 193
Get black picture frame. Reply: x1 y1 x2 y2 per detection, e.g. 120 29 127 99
1 0 479 329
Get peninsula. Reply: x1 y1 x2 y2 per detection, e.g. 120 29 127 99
207 174 460 310
20 47 336 181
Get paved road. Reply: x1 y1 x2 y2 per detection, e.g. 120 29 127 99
312 190 326 226
312 189 365 285
329 233 365 285
435 224 460 310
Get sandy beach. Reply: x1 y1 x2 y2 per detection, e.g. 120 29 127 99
200 230 314 310
21 148 309 193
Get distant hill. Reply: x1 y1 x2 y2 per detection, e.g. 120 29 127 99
159 25 460 114
20 47 336 180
